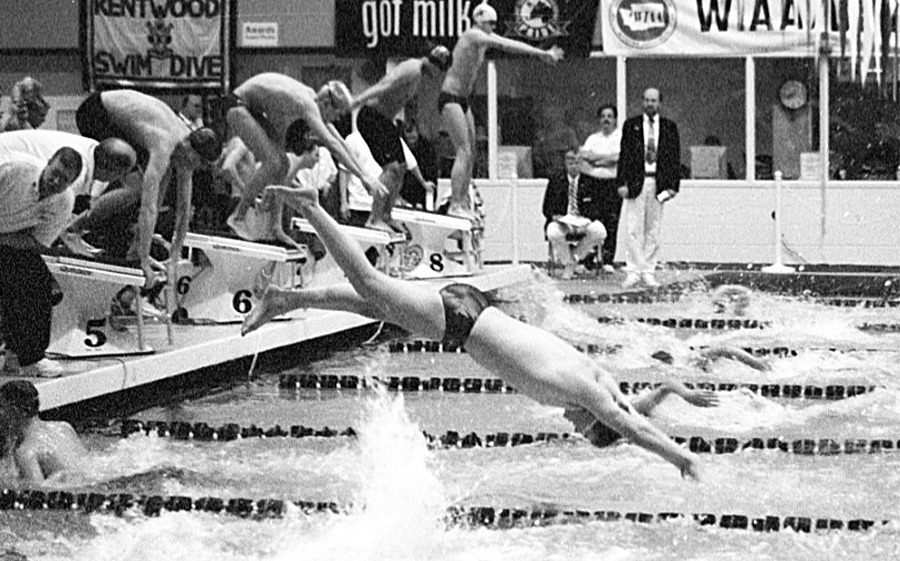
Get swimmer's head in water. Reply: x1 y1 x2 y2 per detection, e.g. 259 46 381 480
187 127 224 163
317 80 353 121
473 2 498 28
426 45 453 72
0 380 40 419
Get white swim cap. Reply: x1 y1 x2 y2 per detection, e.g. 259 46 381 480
473 2 498 24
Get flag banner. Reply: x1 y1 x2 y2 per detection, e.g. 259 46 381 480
601 0 843 56
334 0 599 58
85 0 232 90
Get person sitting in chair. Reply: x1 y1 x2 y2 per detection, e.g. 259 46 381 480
542 148 607 279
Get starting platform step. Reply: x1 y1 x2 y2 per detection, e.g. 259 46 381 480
179 233 307 324
43 256 152 358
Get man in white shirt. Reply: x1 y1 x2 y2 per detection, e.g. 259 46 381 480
0 149 83 377
579 104 622 273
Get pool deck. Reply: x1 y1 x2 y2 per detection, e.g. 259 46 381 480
7 264 532 412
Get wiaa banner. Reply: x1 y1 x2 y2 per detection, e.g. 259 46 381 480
334 0 600 58
85 0 232 90
601 0 843 56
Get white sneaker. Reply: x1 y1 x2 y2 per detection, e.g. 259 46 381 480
642 272 661 288
19 358 65 378
601 264 616 274
622 273 640 289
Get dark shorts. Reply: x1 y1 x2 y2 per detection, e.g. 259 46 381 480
356 106 404 166
437 91 471 114
439 283 490 348
76 92 149 170
220 92 279 141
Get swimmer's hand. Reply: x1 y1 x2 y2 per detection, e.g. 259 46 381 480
680 456 703 481
364 176 390 199
544 46 565 64
141 257 166 288
682 389 720 408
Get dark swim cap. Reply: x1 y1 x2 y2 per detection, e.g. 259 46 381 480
188 127 223 162
0 380 40 418
427 45 452 72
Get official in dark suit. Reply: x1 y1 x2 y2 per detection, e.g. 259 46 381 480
616 88 680 288
542 148 607 279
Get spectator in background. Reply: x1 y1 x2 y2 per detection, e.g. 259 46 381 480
400 118 438 210
542 148 607 280
0 149 83 377
177 94 205 131
0 77 50 133
579 103 621 273
617 88 680 289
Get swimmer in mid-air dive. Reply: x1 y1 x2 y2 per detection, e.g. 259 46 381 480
0 381 85 486
242 184 703 480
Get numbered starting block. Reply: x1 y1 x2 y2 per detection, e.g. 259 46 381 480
43 256 152 358
178 233 308 323
390 208 482 279
291 218 407 286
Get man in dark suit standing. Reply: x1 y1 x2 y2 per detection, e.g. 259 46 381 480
616 88 680 289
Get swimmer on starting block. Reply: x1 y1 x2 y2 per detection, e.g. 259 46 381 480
242 184 703 480
0 381 86 487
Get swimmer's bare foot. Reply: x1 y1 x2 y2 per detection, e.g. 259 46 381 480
364 219 395 234
447 203 476 223
384 217 409 236
241 286 295 336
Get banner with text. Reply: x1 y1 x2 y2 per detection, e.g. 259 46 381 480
86 0 231 90
601 0 842 56
335 0 600 58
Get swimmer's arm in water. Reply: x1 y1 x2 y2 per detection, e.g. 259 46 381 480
702 345 769 371
631 382 720 416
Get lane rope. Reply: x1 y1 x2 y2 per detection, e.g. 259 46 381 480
113 420 900 456
0 489 889 532
277 372 880 401
562 292 900 309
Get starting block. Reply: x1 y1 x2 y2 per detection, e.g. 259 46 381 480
43 256 152 358
178 233 308 323
390 208 482 279
291 218 407 286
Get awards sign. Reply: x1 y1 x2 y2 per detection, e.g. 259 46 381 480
601 0 840 56
334 0 599 57
85 0 232 90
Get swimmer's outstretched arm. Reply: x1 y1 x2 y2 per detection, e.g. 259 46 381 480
630 382 720 416
480 31 564 63
703 345 768 371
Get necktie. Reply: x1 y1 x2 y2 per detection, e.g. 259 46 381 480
646 118 657 164
567 175 580 216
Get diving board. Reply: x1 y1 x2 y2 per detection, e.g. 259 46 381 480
43 256 152 358
390 208 483 279
291 218 407 286
179 233 307 324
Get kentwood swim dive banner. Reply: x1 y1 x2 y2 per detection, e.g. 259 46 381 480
334 0 600 58
85 0 232 90
600 0 845 56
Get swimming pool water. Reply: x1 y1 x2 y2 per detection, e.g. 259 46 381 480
4 274 900 560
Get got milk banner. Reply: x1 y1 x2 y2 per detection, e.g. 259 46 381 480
601 0 842 56
335 0 600 58
85 0 232 90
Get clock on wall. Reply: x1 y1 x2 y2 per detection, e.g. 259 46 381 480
779 80 808 110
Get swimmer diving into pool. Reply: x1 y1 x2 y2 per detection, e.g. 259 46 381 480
242 184 704 480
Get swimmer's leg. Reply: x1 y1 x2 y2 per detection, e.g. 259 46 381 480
442 103 477 221
265 185 445 340
227 106 289 223
242 284 383 336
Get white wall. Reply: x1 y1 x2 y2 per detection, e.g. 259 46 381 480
472 179 900 266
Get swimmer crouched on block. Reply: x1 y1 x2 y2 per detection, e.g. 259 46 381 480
0 381 85 486
242 184 704 480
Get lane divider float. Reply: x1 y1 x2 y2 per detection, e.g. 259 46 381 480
0 489 889 532
277 372 879 401
114 421 900 456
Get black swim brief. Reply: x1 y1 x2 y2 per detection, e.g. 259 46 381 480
76 92 149 170
218 92 279 141
356 105 405 166
439 283 490 348
437 91 471 114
